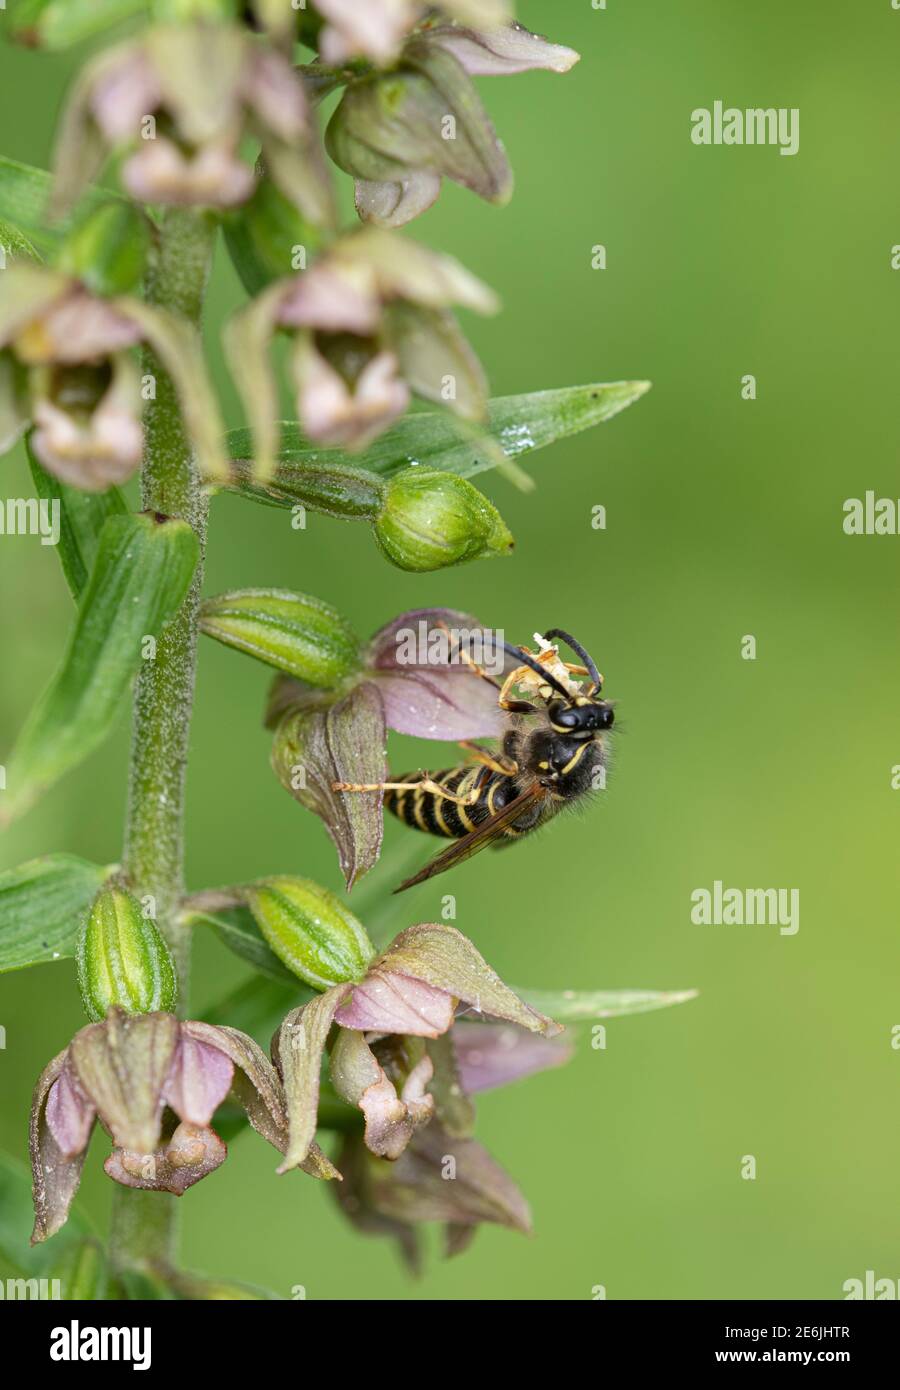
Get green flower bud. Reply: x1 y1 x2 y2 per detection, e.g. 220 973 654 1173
47 1238 108 1300
224 177 326 297
229 458 386 520
76 881 177 1023
374 467 514 571
199 589 362 685
239 877 375 990
57 203 152 297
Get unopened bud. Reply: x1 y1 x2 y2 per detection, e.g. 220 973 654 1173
238 876 375 989
199 589 362 686
76 881 177 1022
374 467 514 571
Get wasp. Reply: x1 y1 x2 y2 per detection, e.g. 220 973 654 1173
333 628 615 893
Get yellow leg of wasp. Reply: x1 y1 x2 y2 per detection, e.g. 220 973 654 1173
331 776 483 807
458 740 518 776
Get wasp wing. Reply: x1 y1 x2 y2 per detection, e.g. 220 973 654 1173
394 782 548 894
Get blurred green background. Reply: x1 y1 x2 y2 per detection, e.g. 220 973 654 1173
1 0 898 1300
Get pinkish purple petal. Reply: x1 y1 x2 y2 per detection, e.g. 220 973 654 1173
365 608 505 739
380 924 563 1037
164 1035 234 1127
30 1050 90 1244
329 1027 434 1160
277 263 380 336
90 47 162 142
45 1062 96 1158
334 969 456 1038
104 1122 227 1195
243 46 310 140
452 1020 572 1094
18 290 141 366
122 138 255 209
425 23 580 76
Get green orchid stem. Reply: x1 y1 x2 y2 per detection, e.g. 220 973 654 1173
112 208 217 1275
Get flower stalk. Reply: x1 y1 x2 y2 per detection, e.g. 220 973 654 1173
116 207 216 1270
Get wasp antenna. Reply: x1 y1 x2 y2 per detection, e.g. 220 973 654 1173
543 628 601 689
502 641 571 698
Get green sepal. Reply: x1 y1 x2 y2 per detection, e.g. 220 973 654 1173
225 457 386 519
199 588 362 685
76 879 178 1022
236 876 375 989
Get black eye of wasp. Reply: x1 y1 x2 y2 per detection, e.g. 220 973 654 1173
548 700 580 729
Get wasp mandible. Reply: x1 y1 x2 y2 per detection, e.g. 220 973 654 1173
332 628 615 893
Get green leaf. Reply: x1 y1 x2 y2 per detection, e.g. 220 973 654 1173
0 853 108 973
0 157 118 256
0 1151 95 1278
0 216 40 265
186 905 299 985
517 987 699 1021
10 0 150 50
224 382 651 501
1 512 199 825
27 439 128 601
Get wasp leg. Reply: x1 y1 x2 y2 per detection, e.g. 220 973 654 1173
497 666 539 713
458 740 519 776
435 619 503 691
331 776 484 806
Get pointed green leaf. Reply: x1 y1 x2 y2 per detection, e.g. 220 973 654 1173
517 987 698 1021
0 157 119 256
1 512 199 825
224 382 651 501
0 1151 95 1278
0 853 108 973
27 439 128 601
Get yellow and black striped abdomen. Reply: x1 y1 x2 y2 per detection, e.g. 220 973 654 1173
385 766 492 840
